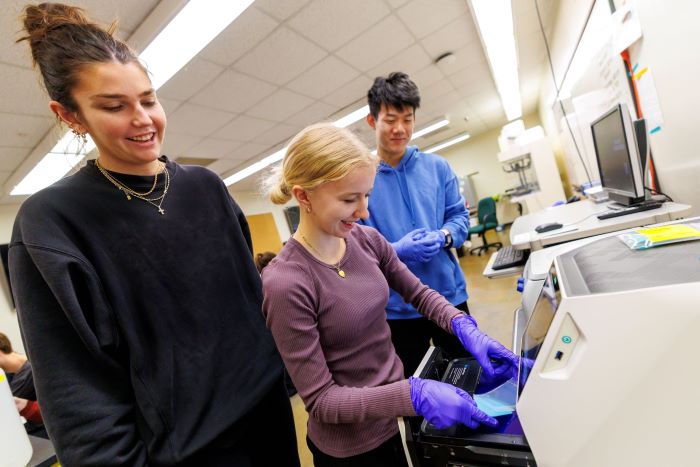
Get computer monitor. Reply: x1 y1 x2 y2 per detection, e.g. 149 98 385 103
590 103 646 206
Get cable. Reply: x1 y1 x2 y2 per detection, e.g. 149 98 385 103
534 0 594 186
644 186 673 202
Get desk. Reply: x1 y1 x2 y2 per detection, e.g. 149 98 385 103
510 200 692 250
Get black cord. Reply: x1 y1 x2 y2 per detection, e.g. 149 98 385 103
534 0 594 186
644 186 673 202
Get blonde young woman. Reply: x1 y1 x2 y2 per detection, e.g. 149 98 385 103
262 123 518 467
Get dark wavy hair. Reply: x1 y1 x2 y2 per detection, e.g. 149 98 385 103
17 2 143 113
367 71 421 119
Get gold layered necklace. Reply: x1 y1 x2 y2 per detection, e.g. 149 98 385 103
95 159 170 215
300 234 346 278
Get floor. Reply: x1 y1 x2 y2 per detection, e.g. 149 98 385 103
290 227 519 466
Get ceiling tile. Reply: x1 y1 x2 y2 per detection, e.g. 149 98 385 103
0 172 11 188
367 43 433 78
396 0 468 39
322 75 371 108
447 42 487 75
252 123 299 147
225 142 270 161
286 56 360 99
0 147 28 171
207 158 248 175
158 97 183 116
166 103 236 137
2 1 33 67
421 17 479 58
411 66 447 90
80 0 159 34
287 100 336 126
198 7 279 67
174 157 216 167
288 0 390 51
213 115 277 142
254 0 313 21
233 26 327 86
185 137 244 159
420 78 456 103
157 58 225 101
162 132 203 157
0 113 53 147
0 64 51 117
385 0 411 8
246 89 315 122
190 70 277 113
335 15 414 70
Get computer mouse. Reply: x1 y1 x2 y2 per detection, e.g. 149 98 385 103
535 222 564 233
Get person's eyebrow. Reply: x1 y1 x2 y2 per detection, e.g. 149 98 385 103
90 89 155 100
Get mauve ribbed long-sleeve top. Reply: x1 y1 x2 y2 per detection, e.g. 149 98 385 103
262 224 462 457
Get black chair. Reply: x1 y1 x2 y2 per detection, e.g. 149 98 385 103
469 197 503 256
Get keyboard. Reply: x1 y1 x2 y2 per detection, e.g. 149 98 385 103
596 202 663 220
491 245 528 270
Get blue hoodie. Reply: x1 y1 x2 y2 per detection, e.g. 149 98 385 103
360 146 469 320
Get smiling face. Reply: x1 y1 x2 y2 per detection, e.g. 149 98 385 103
367 104 415 166
52 60 166 174
306 164 375 239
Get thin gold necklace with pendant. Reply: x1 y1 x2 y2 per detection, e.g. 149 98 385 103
300 234 346 278
95 158 170 215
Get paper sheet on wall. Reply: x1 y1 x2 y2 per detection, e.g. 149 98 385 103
635 68 664 134
612 1 642 54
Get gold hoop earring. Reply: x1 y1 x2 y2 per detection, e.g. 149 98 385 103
306 206 311 214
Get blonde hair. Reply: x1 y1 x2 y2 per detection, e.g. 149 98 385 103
264 123 378 204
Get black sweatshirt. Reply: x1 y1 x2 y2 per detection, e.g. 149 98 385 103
9 158 282 466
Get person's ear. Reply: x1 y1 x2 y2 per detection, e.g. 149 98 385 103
291 186 312 213
366 113 376 130
49 101 85 134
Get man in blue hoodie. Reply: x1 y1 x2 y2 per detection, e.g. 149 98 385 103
362 72 472 376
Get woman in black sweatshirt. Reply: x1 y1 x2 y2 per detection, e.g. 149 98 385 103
10 4 299 466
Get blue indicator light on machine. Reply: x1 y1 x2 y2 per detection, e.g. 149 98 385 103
562 336 572 344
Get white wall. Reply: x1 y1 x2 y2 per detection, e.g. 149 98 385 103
540 0 700 215
626 0 700 215
0 204 23 353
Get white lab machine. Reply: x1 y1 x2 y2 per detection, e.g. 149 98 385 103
517 218 700 466
0 369 33 467
498 128 566 214
406 217 700 466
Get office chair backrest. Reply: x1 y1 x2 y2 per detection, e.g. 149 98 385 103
477 197 498 228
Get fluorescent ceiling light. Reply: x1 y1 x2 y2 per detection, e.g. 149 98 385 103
470 0 522 121
11 133 96 195
425 133 471 153
141 0 254 89
12 0 254 196
411 119 449 140
223 148 286 186
224 105 370 186
332 105 369 128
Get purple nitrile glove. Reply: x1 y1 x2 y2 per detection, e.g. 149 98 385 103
433 229 447 248
452 314 519 379
392 228 442 263
409 377 497 429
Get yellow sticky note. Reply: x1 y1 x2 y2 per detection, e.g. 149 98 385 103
0 373 5 383
635 225 700 242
